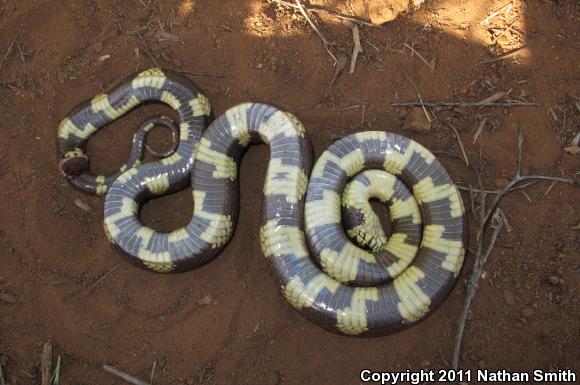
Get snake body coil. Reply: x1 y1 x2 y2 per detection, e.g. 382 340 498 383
58 68 467 336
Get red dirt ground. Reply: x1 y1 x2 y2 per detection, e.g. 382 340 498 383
0 1 578 384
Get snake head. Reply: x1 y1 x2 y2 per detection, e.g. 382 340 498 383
343 205 389 254
59 150 89 177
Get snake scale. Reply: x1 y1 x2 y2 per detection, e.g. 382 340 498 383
58 68 467 336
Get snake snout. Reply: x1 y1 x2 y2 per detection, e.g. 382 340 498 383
59 155 90 176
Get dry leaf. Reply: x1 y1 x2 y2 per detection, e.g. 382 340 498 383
564 145 580 155
158 31 181 42
74 198 91 212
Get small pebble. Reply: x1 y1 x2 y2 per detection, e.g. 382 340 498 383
503 289 516 305
548 275 561 285
521 307 535 317
257 63 264 69
0 292 17 304
494 178 510 188
74 198 91 212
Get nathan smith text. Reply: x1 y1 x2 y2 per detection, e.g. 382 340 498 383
478 369 576 382
359 368 576 384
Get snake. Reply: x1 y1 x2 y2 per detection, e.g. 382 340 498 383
58 68 467 336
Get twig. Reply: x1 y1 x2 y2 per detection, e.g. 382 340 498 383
150 361 157 384
42 341 52 385
135 32 159 67
473 117 488 144
401 70 432 122
439 121 469 166
0 39 16 70
544 180 556 196
103 365 152 385
273 0 380 27
0 361 5 385
391 101 540 108
480 1 513 25
14 40 26 64
295 0 336 63
497 207 513 232
86 264 120 295
326 55 347 95
173 69 225 78
452 209 503 369
452 126 580 368
403 43 435 71
349 25 363 74
480 44 529 64
455 180 536 194
52 355 62 385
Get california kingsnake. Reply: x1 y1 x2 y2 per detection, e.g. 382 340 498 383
58 68 467 336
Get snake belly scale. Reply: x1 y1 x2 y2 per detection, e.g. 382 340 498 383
58 68 467 336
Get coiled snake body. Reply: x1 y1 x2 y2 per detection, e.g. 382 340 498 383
58 68 467 336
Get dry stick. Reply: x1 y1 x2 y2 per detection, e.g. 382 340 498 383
294 0 337 63
0 362 5 385
481 128 578 229
480 1 513 25
452 210 503 369
274 0 379 27
349 25 363 74
41 341 52 385
103 365 152 385
150 361 157 384
401 70 432 123
451 126 580 368
439 121 469 167
136 32 160 67
86 264 121 295
403 43 435 71
472 117 488 144
0 39 16 70
497 207 513 233
391 101 540 107
174 69 225 78
480 44 529 64
455 180 536 194
14 40 26 64
491 16 521 44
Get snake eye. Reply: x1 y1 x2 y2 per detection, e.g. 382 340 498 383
59 154 89 176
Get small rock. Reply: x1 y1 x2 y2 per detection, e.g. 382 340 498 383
74 198 91 212
419 359 431 368
403 107 432 133
548 275 561 285
94 42 104 53
494 177 510 188
368 0 410 24
503 288 516 305
256 63 263 69
521 307 535 317
0 292 17 304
